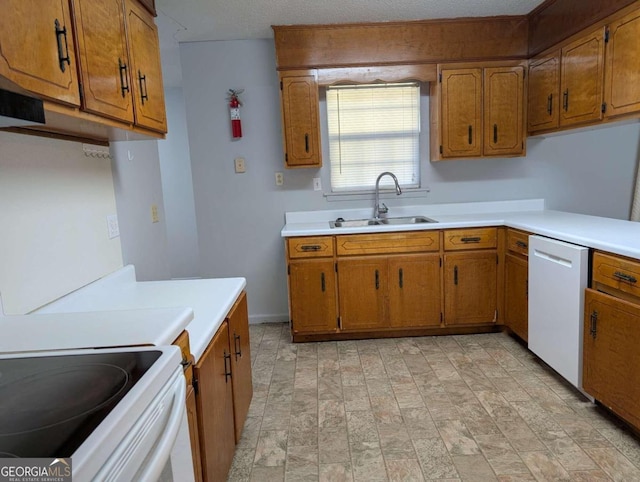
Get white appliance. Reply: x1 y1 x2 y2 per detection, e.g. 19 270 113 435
528 235 589 390
0 346 195 482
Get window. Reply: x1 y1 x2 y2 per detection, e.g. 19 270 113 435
326 83 420 192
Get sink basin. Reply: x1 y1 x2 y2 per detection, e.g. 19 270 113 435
329 215 437 228
377 216 437 225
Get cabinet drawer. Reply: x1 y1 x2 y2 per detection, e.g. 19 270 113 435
443 228 497 251
506 229 529 256
336 231 440 256
173 330 193 384
593 252 640 299
288 236 334 258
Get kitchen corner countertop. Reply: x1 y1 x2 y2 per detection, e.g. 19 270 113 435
0 306 194 354
281 200 640 260
36 267 247 362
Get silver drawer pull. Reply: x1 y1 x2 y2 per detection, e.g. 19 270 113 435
461 236 481 243
301 245 321 251
516 240 528 249
613 271 637 284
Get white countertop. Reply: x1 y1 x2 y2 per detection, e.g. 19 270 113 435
35 266 247 362
281 199 640 260
0 307 194 354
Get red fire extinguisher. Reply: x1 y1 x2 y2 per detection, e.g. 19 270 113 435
228 89 243 138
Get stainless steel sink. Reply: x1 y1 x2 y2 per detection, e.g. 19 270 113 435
377 216 437 225
329 215 437 228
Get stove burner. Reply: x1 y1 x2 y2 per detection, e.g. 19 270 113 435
0 363 128 436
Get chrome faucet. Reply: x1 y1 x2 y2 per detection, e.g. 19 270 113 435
374 171 402 219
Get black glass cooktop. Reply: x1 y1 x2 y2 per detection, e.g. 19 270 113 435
0 350 161 458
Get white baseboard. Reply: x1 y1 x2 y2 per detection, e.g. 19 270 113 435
249 313 289 324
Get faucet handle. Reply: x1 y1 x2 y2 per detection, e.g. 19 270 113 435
378 203 388 214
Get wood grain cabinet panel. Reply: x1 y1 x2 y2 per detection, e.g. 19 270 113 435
528 52 560 133
226 292 253 444
604 8 640 118
443 228 497 251
72 0 134 123
583 289 640 430
592 251 640 299
336 231 439 256
280 74 322 168
186 386 203 482
338 257 387 330
483 66 524 156
388 254 442 328
126 0 167 132
505 253 528 341
194 322 236 482
440 68 483 158
289 259 338 334
288 236 334 258
444 251 497 326
559 27 606 127
506 229 530 257
0 0 80 106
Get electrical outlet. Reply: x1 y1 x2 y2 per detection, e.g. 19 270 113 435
313 178 322 191
151 204 159 223
275 172 284 186
107 214 120 239
234 157 246 173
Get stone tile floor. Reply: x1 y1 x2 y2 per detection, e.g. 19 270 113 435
228 323 640 481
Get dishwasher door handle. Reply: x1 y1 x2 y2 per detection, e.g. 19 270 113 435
533 249 572 267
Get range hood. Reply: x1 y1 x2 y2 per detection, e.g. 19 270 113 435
0 88 45 127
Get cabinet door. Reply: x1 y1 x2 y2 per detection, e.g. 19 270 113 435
560 28 605 127
440 68 483 158
388 254 441 328
194 322 235 482
226 291 253 444
281 75 322 168
583 289 640 429
126 0 167 132
73 0 134 123
604 9 640 118
444 252 497 325
483 66 524 156
528 53 560 132
289 259 338 334
0 0 80 106
338 257 387 330
186 386 203 482
505 254 528 342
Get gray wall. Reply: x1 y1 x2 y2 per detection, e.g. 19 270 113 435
175 39 640 322
158 87 201 279
111 140 172 281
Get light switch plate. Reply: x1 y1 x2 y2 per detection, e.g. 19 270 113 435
313 178 322 191
275 172 284 186
234 157 246 173
107 214 120 239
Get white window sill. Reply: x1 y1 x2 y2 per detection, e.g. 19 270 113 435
323 187 430 202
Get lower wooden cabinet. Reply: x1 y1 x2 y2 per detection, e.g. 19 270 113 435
186 385 203 482
288 259 337 334
505 253 528 341
194 322 236 482
583 288 640 429
388 254 441 328
338 256 388 331
444 251 497 325
226 291 253 443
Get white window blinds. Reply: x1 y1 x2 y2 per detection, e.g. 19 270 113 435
327 83 420 192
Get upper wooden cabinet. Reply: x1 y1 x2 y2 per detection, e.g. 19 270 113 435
73 0 166 132
439 68 483 159
528 51 560 133
279 73 322 168
126 0 166 132
604 8 640 118
73 0 134 124
559 27 606 127
0 0 80 106
435 65 525 160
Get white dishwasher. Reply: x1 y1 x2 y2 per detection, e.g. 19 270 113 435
528 235 589 391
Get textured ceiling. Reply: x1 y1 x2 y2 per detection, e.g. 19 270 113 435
156 0 546 43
